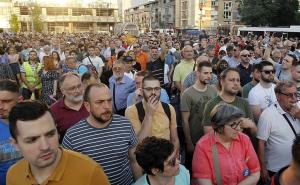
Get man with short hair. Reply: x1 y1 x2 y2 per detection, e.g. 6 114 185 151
202 68 256 135
248 61 277 122
269 134 300 185
126 71 169 107
133 43 149 71
125 75 180 150
82 46 104 78
222 45 240 68
20 50 42 100
63 83 142 185
0 80 22 185
257 81 300 183
7 101 110 185
242 63 261 99
237 49 253 87
109 60 135 116
173 45 195 92
291 60 300 92
50 73 89 142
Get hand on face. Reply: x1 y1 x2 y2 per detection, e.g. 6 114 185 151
145 94 159 116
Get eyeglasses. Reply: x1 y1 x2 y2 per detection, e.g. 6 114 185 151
166 155 181 167
142 87 161 92
64 84 82 92
228 120 242 130
278 92 300 100
262 70 275 74
241 54 251 57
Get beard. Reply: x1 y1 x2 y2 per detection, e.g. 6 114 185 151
65 94 83 103
91 111 112 124
261 75 274 83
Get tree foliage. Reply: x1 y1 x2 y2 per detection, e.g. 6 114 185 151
32 4 43 33
240 0 300 26
9 14 20 33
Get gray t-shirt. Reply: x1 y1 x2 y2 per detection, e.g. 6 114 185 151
181 85 217 144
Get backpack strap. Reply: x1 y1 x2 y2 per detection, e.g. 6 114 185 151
135 101 145 123
135 101 171 124
161 102 171 122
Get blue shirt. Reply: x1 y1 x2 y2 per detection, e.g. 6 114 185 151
134 164 190 185
0 119 22 185
109 75 136 111
127 88 170 107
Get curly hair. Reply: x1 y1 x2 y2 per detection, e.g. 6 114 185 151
135 137 174 175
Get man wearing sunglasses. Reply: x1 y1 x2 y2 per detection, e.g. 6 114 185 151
257 81 300 184
248 61 277 122
237 50 253 87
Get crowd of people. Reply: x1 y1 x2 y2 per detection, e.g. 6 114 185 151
1 31 300 185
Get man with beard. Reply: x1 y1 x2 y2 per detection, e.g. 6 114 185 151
202 68 256 136
291 61 300 92
109 60 135 116
180 61 217 171
125 75 180 151
248 61 277 122
63 83 142 185
242 63 261 99
7 101 110 185
257 82 300 183
0 80 22 185
50 72 89 143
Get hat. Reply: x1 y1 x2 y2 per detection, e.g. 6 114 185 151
123 56 134 63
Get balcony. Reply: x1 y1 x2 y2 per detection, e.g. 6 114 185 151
19 15 117 23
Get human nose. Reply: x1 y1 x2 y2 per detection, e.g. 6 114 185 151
39 137 50 150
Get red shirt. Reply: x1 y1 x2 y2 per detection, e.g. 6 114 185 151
192 132 260 185
50 98 89 142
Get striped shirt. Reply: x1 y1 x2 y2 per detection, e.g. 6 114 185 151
62 114 138 185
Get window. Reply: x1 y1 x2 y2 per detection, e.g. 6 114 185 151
224 11 231 19
46 8 68 16
72 8 92 16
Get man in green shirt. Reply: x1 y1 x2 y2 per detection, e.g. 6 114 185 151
202 68 257 136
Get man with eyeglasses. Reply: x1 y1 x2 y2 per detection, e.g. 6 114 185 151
248 61 277 122
50 72 89 143
125 75 180 151
257 81 300 184
237 50 253 87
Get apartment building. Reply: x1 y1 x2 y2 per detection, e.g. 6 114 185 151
2 0 119 33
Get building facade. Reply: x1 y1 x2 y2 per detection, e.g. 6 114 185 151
124 0 175 32
175 0 241 33
2 0 119 33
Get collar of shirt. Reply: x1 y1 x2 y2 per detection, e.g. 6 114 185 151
25 147 67 183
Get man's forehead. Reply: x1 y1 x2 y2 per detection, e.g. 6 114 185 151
0 91 18 99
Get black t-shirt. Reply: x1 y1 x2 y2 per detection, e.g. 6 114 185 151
146 58 165 85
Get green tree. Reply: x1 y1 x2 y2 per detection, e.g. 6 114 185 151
240 0 300 26
9 14 20 33
32 4 43 33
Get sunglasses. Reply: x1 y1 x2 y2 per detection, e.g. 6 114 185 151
133 46 140 48
262 70 275 74
228 120 242 130
166 155 181 167
241 54 251 57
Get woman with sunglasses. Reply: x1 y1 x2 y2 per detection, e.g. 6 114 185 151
193 103 260 185
134 136 190 185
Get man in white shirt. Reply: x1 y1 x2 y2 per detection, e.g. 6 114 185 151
82 46 104 77
248 60 277 122
257 81 300 183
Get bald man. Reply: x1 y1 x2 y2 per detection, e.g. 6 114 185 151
237 50 253 86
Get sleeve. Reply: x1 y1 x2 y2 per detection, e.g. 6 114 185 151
202 102 213 126
180 91 192 112
126 93 134 107
256 112 271 141
125 106 142 135
160 88 170 104
172 64 181 82
128 120 139 149
20 65 25 73
89 165 110 185
248 88 260 106
182 73 192 89
192 142 213 179
243 135 261 173
98 58 104 67
61 131 74 150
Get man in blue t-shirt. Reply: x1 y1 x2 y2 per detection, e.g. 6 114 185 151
0 80 22 185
